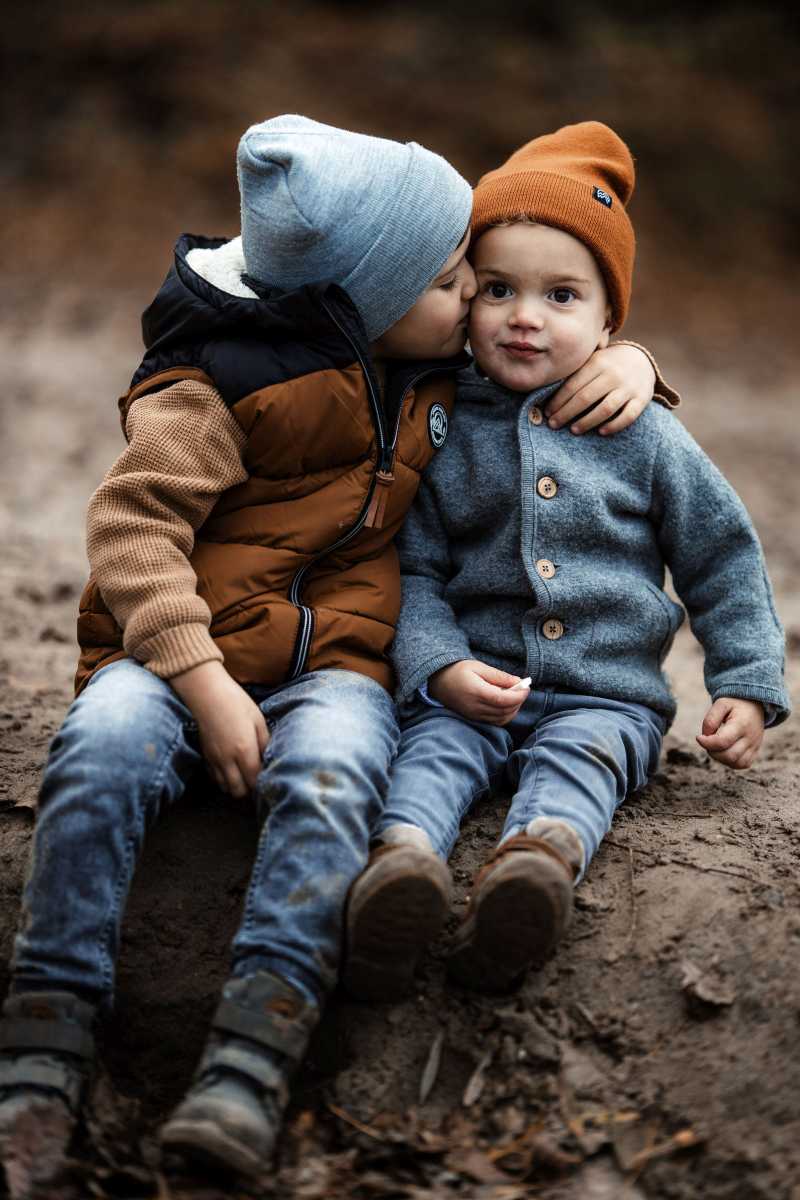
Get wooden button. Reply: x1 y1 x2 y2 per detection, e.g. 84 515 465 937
529 407 544 426
542 618 564 640
536 559 556 579
537 476 558 498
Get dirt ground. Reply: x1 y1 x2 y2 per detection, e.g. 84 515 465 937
1 276 799 1200
1 5 799 1194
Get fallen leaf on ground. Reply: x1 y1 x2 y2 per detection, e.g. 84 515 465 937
627 1128 703 1173
566 1107 639 1157
612 1117 659 1173
488 1124 580 1176
462 1049 493 1107
444 1147 511 1185
419 1030 445 1105
470 1189 533 1200
327 1103 386 1141
327 1104 449 1154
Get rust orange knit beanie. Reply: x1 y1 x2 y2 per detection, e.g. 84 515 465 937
471 121 636 330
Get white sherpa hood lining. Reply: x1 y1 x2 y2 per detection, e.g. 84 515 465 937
185 237 258 300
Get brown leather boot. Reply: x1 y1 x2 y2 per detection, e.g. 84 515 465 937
342 833 452 1002
446 824 581 993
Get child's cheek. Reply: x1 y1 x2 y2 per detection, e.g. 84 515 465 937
466 298 482 336
466 318 490 371
466 316 479 354
467 305 489 352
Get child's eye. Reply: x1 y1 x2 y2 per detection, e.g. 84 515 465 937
439 277 458 291
549 287 575 304
483 281 512 300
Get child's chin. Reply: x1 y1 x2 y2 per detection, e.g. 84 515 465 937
498 365 554 393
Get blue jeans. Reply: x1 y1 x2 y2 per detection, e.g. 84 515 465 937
379 690 665 879
12 659 398 1008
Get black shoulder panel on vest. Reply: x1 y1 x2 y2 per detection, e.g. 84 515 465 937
129 236 366 408
131 330 360 410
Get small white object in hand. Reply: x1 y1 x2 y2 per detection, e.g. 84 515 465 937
512 676 532 691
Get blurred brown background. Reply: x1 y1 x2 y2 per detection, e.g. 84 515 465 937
3 1 798 350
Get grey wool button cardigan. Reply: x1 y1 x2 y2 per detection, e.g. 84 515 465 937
391 366 790 729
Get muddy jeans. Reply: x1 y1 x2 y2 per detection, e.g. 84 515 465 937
378 690 665 880
11 659 399 1008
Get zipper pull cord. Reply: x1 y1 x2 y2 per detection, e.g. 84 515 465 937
364 468 395 530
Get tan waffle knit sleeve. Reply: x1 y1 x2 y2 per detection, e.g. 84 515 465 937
613 339 681 408
86 379 248 679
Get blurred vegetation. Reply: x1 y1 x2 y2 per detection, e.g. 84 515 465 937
2 1 797 350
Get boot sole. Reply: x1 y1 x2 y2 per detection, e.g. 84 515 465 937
161 1117 267 1180
447 853 572 993
343 850 452 1002
0 1096 75 1188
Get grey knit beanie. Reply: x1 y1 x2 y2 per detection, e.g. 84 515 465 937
237 115 473 341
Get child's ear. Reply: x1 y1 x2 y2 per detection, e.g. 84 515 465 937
597 308 612 349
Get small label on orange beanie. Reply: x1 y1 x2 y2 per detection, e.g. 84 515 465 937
593 187 613 207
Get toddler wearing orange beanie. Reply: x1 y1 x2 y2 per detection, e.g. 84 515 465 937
344 121 788 1000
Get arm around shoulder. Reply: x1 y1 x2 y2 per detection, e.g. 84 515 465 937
613 340 681 409
544 340 680 437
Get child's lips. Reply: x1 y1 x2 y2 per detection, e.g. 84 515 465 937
501 342 546 360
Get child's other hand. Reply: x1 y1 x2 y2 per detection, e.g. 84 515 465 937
696 697 765 769
428 659 529 725
171 660 270 797
545 343 656 436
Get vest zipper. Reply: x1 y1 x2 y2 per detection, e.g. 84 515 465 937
390 364 452 447
364 468 394 529
320 300 390 471
364 363 457 530
285 312 457 679
286 301 388 679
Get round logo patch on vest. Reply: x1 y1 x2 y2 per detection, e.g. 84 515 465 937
428 403 448 449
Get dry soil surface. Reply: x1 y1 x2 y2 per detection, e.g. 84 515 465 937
1 292 799 1199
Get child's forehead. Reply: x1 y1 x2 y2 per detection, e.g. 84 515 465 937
472 223 603 286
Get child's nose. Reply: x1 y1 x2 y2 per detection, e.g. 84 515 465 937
461 261 478 300
510 300 544 330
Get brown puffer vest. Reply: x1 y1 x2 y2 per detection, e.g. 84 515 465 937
75 235 469 695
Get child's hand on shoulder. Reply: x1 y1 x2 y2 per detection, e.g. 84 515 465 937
428 660 529 726
696 697 765 770
546 343 656 437
171 661 270 797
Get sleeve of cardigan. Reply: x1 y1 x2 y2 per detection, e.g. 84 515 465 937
613 339 681 409
650 415 790 723
86 379 248 679
391 478 473 704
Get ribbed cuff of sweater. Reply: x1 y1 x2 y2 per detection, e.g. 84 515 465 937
710 684 791 728
131 623 224 680
395 649 470 705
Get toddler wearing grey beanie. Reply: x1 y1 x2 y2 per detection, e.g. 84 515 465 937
236 114 473 340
